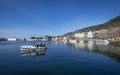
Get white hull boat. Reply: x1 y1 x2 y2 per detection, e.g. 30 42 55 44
69 40 76 44
8 38 17 41
26 39 37 41
20 44 46 50
95 40 109 45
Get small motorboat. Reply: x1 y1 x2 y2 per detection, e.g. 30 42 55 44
20 43 46 50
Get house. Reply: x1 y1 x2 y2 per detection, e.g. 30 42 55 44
74 32 85 38
58 36 62 40
87 31 98 38
74 33 79 38
93 31 99 38
62 37 67 40
67 34 75 40
87 31 93 38
52 37 56 41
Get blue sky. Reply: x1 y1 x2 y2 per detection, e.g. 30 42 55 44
0 0 120 38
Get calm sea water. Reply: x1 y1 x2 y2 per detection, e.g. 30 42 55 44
0 40 120 75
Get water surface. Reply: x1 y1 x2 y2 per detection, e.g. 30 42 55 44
0 41 120 75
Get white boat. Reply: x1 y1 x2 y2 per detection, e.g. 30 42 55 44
42 38 48 41
26 39 37 41
69 39 76 44
95 40 109 45
20 44 46 50
8 38 17 41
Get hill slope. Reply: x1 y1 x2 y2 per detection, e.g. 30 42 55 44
64 15 120 36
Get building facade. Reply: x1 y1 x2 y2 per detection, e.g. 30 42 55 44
97 29 109 39
115 27 120 39
75 32 85 38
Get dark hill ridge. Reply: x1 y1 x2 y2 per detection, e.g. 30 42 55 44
64 15 120 36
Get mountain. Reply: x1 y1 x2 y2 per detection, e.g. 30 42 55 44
64 15 120 36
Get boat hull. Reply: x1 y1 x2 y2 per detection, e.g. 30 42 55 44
20 45 46 50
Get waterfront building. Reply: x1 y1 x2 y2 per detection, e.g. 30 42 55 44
87 31 93 38
63 37 67 40
55 37 58 40
42 36 49 41
52 37 55 40
74 32 85 38
97 29 109 39
52 37 58 41
93 31 98 38
107 28 118 40
114 27 120 39
87 31 98 39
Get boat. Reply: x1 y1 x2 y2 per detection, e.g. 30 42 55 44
95 40 109 45
69 39 76 44
20 43 46 50
26 38 37 41
42 38 48 41
8 38 17 41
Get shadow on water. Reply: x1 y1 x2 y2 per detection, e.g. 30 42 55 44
67 40 120 63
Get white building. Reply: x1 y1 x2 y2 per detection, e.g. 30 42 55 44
63 37 67 40
74 33 79 38
75 32 85 38
87 31 93 38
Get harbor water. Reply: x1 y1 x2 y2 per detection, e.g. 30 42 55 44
0 40 120 75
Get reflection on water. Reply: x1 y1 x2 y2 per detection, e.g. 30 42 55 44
74 40 86 49
88 40 95 50
71 40 120 62
20 49 46 57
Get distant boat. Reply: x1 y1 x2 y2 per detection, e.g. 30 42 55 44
26 39 37 41
95 40 109 45
8 38 17 41
69 39 76 43
20 43 46 50
42 38 48 41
